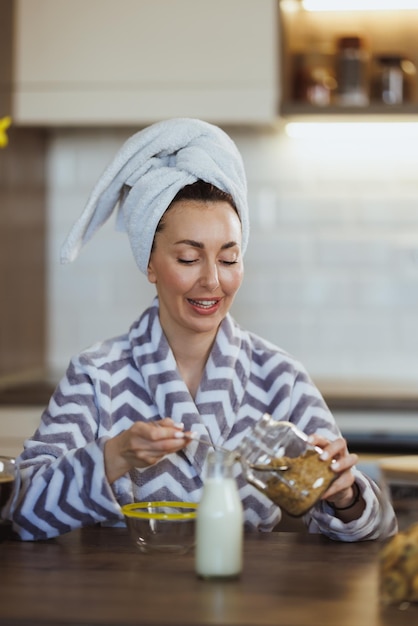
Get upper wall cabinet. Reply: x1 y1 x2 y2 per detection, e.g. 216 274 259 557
279 0 418 119
12 0 279 126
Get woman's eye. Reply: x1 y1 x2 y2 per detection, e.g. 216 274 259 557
176 257 239 266
177 258 197 265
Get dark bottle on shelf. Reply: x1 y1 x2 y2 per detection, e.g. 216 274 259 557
335 36 369 107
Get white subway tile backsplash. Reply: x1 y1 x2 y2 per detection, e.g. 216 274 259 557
46 126 418 387
315 236 392 269
47 135 78 189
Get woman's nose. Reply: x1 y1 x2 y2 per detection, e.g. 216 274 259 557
200 263 220 290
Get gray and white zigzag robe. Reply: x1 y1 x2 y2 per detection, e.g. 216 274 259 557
10 298 396 541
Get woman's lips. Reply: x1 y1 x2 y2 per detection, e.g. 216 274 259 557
187 298 221 314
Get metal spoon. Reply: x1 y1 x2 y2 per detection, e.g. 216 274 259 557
249 462 290 472
185 433 238 456
186 433 289 472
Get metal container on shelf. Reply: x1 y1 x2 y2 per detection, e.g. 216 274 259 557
371 54 416 105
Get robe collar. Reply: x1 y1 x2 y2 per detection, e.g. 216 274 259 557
129 298 251 473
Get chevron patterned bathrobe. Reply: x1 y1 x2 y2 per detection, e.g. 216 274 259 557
11 299 396 541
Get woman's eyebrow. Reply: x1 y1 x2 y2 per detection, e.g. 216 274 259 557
222 241 239 250
174 239 204 248
174 239 239 250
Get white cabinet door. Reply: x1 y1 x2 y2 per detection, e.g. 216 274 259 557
13 0 279 125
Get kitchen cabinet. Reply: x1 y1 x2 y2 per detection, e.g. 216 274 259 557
279 1 418 119
12 0 279 126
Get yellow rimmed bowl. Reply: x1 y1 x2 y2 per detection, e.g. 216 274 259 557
121 501 198 554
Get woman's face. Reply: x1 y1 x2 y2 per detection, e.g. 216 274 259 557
147 199 244 339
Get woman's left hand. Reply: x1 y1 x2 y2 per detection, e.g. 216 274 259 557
308 434 365 519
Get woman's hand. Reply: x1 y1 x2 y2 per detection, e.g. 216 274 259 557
308 433 365 521
104 418 189 484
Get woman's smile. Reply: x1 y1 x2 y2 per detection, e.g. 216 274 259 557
186 297 222 315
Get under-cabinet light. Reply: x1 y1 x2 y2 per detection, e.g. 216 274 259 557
302 0 418 10
285 122 418 140
280 0 300 12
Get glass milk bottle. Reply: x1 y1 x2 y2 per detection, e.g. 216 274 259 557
195 449 243 579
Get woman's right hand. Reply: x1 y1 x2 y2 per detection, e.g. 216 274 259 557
104 418 189 484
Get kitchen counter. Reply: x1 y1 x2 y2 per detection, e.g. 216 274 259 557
314 380 418 455
317 379 418 412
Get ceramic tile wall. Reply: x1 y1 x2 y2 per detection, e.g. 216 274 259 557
46 126 418 387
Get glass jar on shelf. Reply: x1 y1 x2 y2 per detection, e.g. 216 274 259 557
292 49 337 106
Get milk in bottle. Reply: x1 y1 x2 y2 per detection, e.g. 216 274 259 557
195 449 243 579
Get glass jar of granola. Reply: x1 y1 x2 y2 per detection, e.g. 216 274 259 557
239 415 336 517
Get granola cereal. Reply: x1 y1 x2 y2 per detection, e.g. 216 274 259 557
260 449 336 516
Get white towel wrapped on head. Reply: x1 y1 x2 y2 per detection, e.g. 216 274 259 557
60 118 249 274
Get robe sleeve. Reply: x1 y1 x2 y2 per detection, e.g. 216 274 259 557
9 356 124 541
284 367 398 541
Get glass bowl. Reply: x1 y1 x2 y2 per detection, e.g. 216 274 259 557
121 501 198 554
0 455 15 539
0 456 15 514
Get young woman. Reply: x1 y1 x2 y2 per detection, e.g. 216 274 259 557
8 119 396 541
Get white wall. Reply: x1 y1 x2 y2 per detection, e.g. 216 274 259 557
46 125 418 388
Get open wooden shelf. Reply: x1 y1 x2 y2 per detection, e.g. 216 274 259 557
279 2 418 119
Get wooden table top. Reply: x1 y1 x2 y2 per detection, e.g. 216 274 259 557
0 525 415 626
